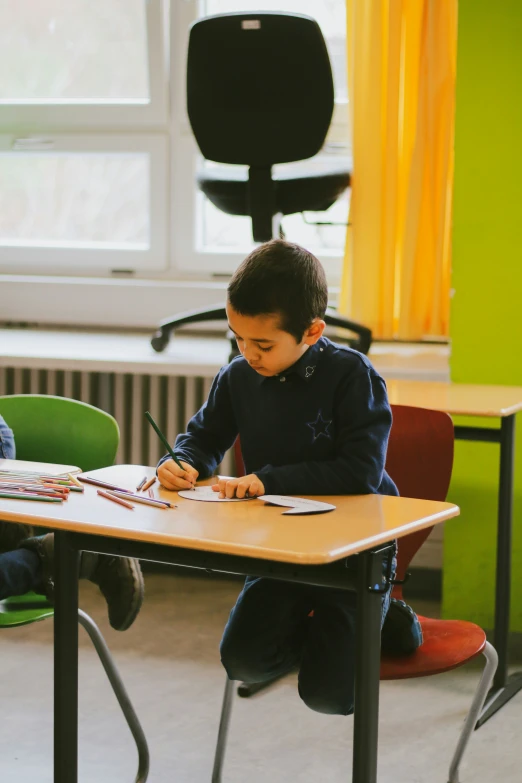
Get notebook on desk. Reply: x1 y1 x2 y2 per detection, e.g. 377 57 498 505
0 459 81 476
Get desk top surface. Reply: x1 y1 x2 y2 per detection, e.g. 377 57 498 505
0 464 459 565
386 380 522 418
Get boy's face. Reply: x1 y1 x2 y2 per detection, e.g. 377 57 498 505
226 305 325 377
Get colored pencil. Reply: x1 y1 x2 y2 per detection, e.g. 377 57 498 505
97 489 134 510
25 490 66 499
78 475 132 493
145 411 185 471
0 491 63 503
106 490 170 510
42 483 70 492
141 476 156 492
67 473 83 488
136 476 147 491
0 483 66 497
110 487 174 506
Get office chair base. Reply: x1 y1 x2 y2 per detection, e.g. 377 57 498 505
151 306 372 356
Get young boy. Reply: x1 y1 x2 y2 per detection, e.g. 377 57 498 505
0 414 144 632
157 239 398 715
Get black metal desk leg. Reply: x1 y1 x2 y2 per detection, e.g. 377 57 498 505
476 414 522 726
54 532 80 783
493 414 515 688
352 551 385 783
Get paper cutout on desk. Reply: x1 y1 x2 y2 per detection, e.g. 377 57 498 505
258 495 336 515
178 486 255 502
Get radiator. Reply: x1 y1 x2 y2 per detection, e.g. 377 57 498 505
0 366 234 474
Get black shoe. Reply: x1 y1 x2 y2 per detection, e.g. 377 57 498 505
81 552 144 632
19 534 144 632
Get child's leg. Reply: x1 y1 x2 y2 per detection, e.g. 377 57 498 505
0 548 41 600
0 520 34 553
19 534 145 632
220 576 312 684
298 588 357 716
298 586 391 716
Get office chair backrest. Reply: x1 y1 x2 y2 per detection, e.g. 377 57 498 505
386 405 454 600
187 12 334 166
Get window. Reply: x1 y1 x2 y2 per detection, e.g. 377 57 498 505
0 134 167 272
0 2 349 302
0 0 168 273
0 0 167 127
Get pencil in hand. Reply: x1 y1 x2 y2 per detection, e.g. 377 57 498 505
145 411 185 469
145 410 196 489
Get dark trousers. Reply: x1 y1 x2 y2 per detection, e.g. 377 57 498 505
220 575 391 716
0 549 41 601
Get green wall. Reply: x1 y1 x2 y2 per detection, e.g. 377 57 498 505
445 1 522 628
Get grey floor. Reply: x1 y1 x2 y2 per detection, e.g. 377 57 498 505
1 570 520 782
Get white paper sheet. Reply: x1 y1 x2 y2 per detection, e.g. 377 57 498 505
258 495 336 515
178 486 255 502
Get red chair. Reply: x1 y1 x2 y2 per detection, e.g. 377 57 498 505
212 406 497 783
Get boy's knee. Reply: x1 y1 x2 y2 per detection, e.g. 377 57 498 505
298 681 354 716
220 634 268 683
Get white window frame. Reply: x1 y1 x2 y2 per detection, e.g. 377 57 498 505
0 0 168 130
0 133 169 273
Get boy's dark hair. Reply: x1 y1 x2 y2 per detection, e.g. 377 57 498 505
227 240 328 342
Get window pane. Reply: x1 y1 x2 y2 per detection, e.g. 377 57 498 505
0 153 150 249
0 0 149 103
203 1 347 101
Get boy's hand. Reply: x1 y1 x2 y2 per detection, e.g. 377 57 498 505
212 474 265 499
157 459 199 491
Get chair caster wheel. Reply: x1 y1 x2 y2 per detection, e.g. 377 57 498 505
151 332 169 352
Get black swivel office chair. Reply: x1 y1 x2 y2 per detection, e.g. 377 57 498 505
151 12 372 358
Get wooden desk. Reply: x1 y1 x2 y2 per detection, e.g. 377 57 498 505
387 380 522 418
387 379 522 726
0 463 458 783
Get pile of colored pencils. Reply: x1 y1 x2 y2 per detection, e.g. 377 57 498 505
0 469 176 511
78 474 175 511
0 470 84 503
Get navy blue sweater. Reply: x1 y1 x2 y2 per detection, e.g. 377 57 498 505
160 337 398 497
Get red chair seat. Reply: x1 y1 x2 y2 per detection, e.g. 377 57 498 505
380 616 487 680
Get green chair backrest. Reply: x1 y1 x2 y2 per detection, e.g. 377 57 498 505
0 395 119 472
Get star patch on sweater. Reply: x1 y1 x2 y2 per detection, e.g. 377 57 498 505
306 410 332 441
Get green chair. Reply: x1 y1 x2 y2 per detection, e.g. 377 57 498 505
0 395 149 783
0 393 119 472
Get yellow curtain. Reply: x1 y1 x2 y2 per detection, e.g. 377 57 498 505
340 0 457 340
